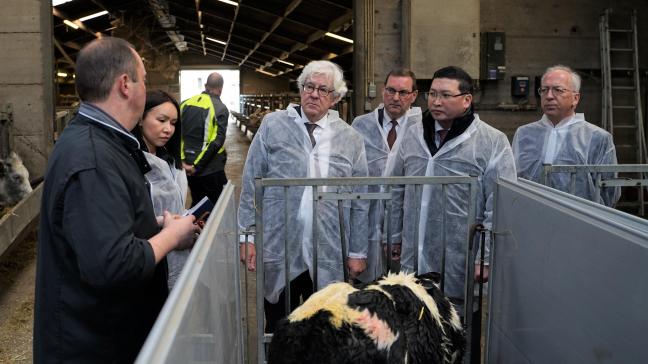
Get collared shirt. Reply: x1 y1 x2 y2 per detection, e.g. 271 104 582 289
434 121 449 148
78 102 140 148
380 108 406 136
299 107 329 144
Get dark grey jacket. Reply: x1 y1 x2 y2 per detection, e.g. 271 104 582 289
34 104 168 363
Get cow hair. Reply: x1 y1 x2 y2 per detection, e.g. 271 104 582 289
268 272 465 364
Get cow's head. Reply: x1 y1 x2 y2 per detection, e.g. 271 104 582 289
0 152 32 208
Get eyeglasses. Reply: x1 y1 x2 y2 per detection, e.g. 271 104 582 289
426 91 469 100
384 87 414 97
303 83 334 97
538 86 575 96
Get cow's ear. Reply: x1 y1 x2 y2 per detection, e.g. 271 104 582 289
416 271 441 285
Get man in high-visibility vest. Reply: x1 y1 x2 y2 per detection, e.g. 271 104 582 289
180 72 229 207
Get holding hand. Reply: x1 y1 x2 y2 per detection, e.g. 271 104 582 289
162 211 195 250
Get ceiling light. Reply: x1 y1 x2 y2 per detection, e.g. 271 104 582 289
78 10 108 22
206 37 226 45
257 69 277 77
277 59 294 66
219 0 239 6
53 0 74 6
63 20 79 29
57 72 68 77
325 32 353 44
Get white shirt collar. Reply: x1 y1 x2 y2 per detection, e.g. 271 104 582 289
540 113 584 129
302 107 329 129
434 120 448 132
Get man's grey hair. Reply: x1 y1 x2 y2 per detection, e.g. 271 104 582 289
297 60 348 98
206 72 224 89
542 64 581 92
75 37 140 102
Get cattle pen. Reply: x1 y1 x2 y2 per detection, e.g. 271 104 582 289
136 176 648 363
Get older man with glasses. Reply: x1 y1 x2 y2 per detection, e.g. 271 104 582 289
512 65 620 206
387 65 516 364
351 68 422 282
237 60 369 333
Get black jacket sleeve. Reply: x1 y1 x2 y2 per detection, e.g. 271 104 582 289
62 167 157 290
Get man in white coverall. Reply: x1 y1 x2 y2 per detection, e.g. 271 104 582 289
512 64 620 206
238 60 369 333
388 65 517 363
351 68 421 282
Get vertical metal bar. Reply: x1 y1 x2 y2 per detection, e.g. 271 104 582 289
631 10 647 164
236 231 246 364
542 164 551 186
440 183 447 292
570 172 577 195
312 186 319 291
412 183 421 275
337 198 349 282
463 179 478 364
254 178 265 364
595 173 603 205
384 185 392 275
283 186 291 317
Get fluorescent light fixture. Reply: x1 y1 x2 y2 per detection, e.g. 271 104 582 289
53 0 74 6
277 59 294 66
206 37 226 45
57 72 68 77
256 69 277 77
219 0 239 6
78 10 108 22
325 32 353 44
63 19 79 29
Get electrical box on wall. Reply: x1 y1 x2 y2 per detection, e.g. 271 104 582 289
511 76 530 97
480 32 506 80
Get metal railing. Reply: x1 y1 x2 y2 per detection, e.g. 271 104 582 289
136 183 244 364
541 163 648 215
250 175 480 364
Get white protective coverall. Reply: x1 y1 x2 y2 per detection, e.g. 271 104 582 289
388 113 516 299
143 152 189 289
351 105 422 282
238 104 369 303
512 113 620 207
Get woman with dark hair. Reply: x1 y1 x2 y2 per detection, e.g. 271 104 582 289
134 89 192 289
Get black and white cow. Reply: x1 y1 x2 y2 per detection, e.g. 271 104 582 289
268 272 465 364
0 152 32 209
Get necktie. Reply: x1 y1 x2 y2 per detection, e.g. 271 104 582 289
437 128 449 146
304 122 317 147
387 120 398 149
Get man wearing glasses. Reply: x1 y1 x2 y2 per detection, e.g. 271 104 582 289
387 66 516 363
238 60 369 333
351 68 422 282
512 65 620 206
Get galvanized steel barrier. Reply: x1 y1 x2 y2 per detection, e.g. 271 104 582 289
252 176 479 364
136 183 244 364
541 163 648 213
487 179 648 363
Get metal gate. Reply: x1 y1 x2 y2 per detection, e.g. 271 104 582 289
487 178 648 363
250 175 480 364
